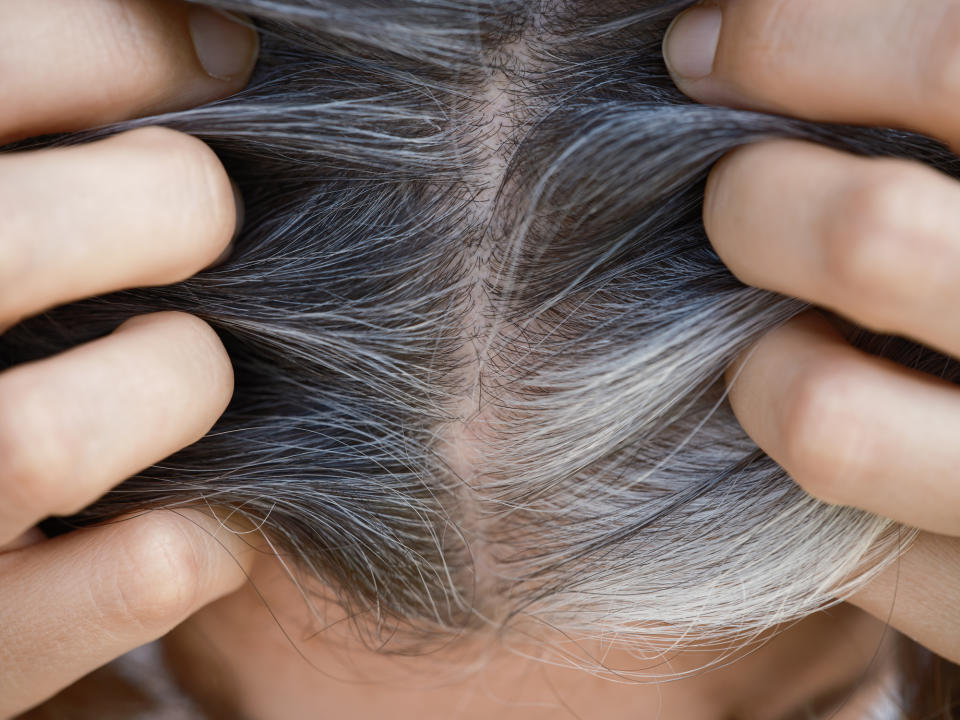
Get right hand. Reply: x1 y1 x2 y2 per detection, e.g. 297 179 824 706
663 0 960 665
0 1 259 716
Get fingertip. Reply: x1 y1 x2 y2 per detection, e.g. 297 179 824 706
663 5 723 83
723 310 844 453
661 2 776 112
205 181 243 269
187 6 260 87
702 146 740 245
0 1 262 143
0 527 46 552
107 310 236 445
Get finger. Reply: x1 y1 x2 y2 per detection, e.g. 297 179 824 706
0 527 45 552
662 0 960 147
0 509 253 717
0 127 239 328
705 139 960 359
0 0 258 144
0 312 234 546
726 311 960 535
848 532 960 665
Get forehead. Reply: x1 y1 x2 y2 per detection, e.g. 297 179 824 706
168 577 898 720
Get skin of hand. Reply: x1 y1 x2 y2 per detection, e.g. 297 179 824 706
663 0 960 665
0 1 260 716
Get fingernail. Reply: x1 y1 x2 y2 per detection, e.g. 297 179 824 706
188 6 259 82
663 6 722 80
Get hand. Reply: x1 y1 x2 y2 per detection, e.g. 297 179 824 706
663 0 960 664
0 1 259 715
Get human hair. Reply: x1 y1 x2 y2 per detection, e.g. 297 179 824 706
4 0 960 715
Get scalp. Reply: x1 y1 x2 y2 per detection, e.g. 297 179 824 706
2 0 955 662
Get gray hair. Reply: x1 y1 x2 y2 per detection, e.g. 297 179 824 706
5 0 957 675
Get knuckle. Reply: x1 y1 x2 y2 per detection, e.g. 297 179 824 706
779 357 869 505
101 512 205 633
0 375 75 517
821 166 916 305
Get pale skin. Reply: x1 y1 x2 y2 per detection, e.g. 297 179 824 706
3 0 960 716
662 0 960 666
0 0 259 716
159 557 899 719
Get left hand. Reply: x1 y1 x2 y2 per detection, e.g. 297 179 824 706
0 1 259 715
